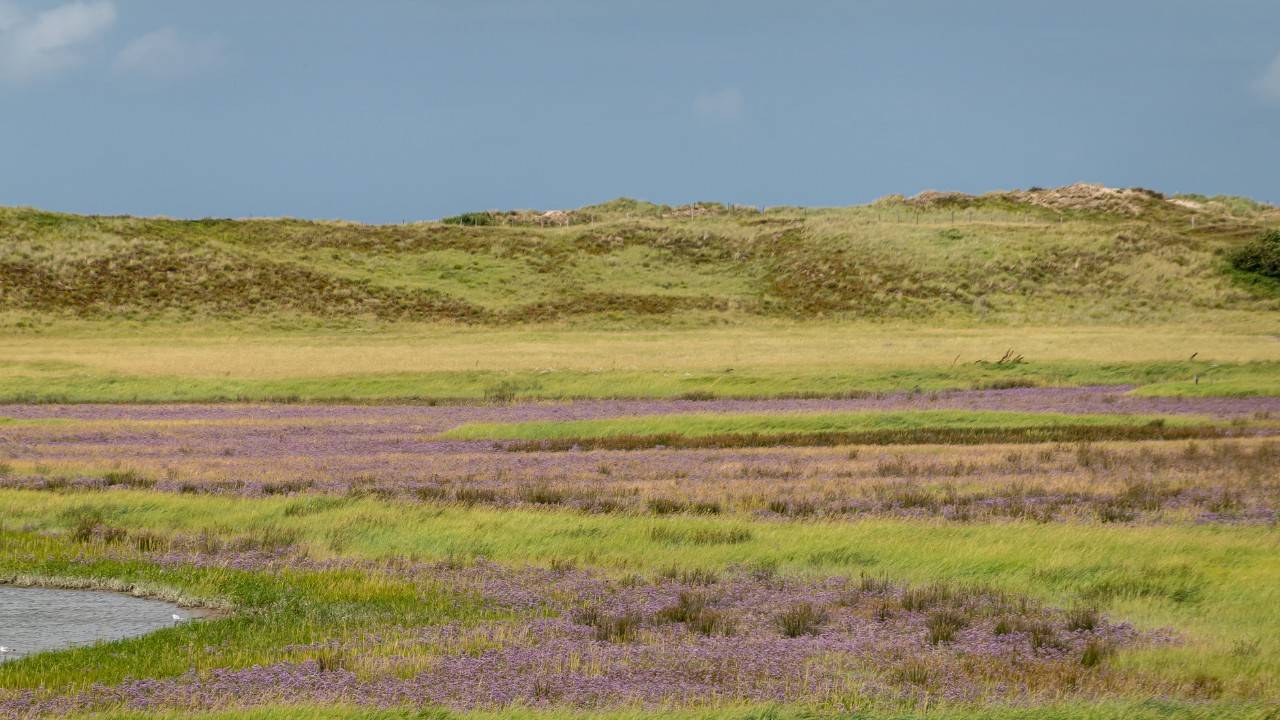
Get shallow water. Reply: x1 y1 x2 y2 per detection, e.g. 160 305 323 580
0 586 203 661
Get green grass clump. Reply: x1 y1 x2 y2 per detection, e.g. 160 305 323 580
439 212 496 226
0 531 499 693
440 409 1228 449
440 410 1207 441
1230 230 1280 281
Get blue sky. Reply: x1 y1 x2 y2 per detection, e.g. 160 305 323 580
1 0 1278 222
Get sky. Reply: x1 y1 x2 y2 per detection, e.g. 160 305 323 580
1 0 1279 223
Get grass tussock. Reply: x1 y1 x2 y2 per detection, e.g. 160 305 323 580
500 424 1227 452
444 409 1210 442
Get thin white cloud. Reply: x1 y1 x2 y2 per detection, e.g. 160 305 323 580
694 87 745 122
0 0 116 85
113 26 224 80
1255 51 1280 103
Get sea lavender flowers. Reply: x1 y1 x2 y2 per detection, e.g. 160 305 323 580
0 556 1158 717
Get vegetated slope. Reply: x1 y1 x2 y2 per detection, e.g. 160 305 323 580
2 183 1278 327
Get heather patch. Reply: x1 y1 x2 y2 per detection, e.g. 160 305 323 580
1 400 1274 523
1 394 1278 716
0 545 1158 716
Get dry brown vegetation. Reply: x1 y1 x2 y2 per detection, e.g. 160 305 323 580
5 422 1276 524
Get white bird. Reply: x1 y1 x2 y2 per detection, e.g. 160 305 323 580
171 614 183 624
0 646 13 654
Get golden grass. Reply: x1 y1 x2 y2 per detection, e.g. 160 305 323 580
3 323 1277 380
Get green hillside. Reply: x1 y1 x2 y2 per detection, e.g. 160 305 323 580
3 184 1279 402
3 184 1279 329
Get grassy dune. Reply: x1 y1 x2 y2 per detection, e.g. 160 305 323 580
3 190 1279 328
3 188 1280 402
